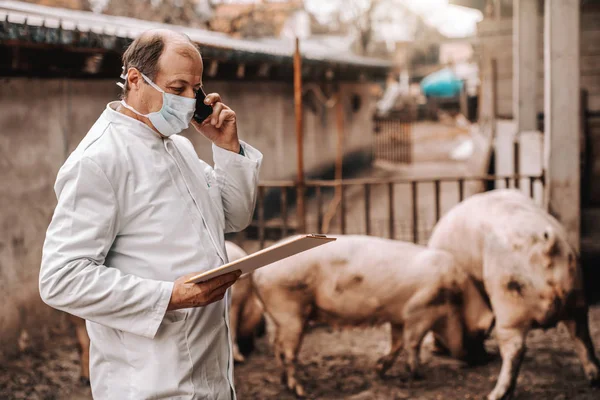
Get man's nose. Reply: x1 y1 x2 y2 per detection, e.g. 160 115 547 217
184 88 196 99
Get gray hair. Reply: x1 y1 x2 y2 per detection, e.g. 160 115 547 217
120 33 165 98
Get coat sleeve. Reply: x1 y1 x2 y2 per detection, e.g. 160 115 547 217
40 156 173 339
211 141 263 233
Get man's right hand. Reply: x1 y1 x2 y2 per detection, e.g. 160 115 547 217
167 270 242 311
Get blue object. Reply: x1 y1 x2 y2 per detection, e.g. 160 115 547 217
420 68 464 98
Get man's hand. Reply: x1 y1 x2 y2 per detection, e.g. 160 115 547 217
167 270 242 311
191 93 240 153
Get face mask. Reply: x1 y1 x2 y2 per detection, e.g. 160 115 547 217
118 71 196 137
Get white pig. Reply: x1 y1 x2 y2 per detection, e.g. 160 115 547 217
253 234 493 397
226 241 265 363
428 189 600 400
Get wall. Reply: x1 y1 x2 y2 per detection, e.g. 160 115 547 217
477 11 600 204
0 77 376 358
478 14 600 117
183 81 376 181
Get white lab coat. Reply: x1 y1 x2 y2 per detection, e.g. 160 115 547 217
40 102 263 399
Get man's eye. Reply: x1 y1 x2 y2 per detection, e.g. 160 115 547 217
171 87 184 93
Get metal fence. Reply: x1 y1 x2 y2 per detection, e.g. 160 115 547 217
242 172 545 250
373 116 413 164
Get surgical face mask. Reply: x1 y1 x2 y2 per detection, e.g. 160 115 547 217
118 71 196 137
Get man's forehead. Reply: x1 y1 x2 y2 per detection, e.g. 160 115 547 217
156 43 203 81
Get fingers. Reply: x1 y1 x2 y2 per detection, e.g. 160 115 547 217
209 102 224 125
207 285 229 303
202 271 242 304
203 92 233 128
216 109 234 129
204 92 222 105
206 270 242 291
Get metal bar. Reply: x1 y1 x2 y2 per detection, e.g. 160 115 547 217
364 183 371 235
514 140 520 189
281 187 288 238
296 184 305 233
388 182 395 239
529 176 535 199
492 58 498 119
458 178 465 202
434 180 441 222
258 186 265 249
335 92 344 183
316 186 323 233
409 122 413 163
340 183 346 234
301 173 545 187
412 181 418 244
294 37 306 234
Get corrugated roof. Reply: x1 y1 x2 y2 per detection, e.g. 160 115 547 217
0 0 391 69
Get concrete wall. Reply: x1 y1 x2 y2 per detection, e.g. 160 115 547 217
183 81 376 180
478 14 600 117
478 11 600 204
0 77 376 358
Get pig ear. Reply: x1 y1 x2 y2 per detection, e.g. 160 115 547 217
542 227 557 255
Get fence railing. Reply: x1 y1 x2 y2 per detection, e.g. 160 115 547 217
244 172 545 249
373 116 413 164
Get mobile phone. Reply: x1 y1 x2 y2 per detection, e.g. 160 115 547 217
193 88 213 124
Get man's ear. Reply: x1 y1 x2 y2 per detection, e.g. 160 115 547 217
127 68 142 92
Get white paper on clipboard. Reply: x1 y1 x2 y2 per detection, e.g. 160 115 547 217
185 234 336 284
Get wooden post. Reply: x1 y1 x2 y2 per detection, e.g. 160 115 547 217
544 0 580 250
294 37 306 233
514 0 540 183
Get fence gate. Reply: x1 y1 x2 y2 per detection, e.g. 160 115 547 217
373 114 413 164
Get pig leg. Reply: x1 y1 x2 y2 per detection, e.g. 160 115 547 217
70 315 90 385
264 295 308 398
375 324 404 377
402 296 447 379
487 327 527 400
229 296 245 363
403 320 431 380
274 316 305 397
563 308 600 386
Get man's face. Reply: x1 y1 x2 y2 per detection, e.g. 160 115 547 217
139 41 204 114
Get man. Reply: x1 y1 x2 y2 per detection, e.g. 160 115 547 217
40 29 262 399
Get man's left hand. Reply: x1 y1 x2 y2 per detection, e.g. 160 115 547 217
191 93 240 153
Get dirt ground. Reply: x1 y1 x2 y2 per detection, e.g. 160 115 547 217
1 307 600 399
235 306 600 400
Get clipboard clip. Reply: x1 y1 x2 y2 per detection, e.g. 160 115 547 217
309 233 327 238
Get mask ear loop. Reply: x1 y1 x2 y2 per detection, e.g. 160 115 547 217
116 66 128 89
139 73 165 94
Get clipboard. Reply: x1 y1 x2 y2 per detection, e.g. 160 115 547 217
185 234 336 284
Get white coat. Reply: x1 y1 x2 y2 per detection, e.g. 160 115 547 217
40 101 263 399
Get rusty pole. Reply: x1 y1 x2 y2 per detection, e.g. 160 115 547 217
335 92 344 183
294 37 306 233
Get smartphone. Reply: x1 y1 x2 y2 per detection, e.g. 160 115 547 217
193 88 213 124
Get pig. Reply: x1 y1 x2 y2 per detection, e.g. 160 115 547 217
428 189 600 400
252 234 494 397
226 241 265 363
69 314 91 385
69 240 264 383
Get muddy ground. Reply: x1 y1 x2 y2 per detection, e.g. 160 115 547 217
1 307 600 399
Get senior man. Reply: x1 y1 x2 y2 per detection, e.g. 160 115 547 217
40 29 262 399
